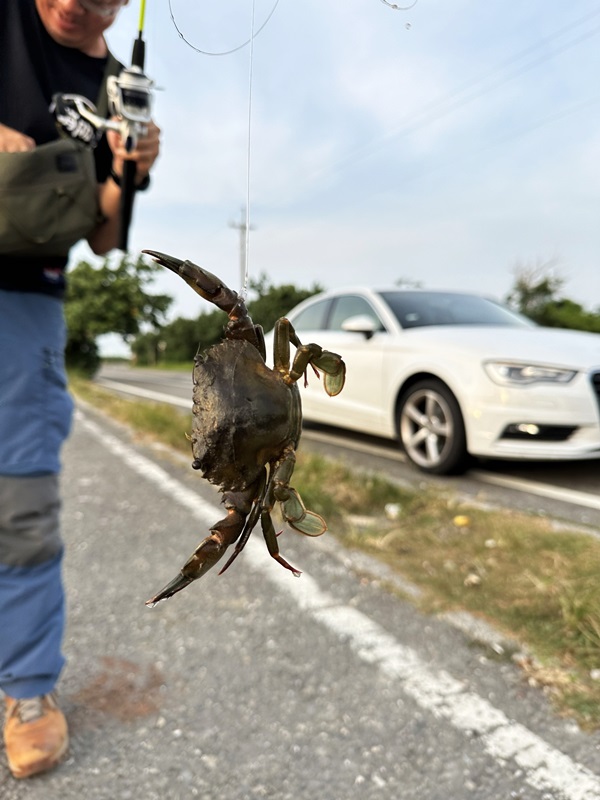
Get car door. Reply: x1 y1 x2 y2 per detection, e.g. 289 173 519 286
292 294 387 434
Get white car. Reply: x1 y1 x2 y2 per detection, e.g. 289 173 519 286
269 287 600 475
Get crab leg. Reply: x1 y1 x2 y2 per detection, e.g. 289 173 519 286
260 509 302 576
271 446 327 537
218 468 302 577
218 470 267 575
273 318 346 397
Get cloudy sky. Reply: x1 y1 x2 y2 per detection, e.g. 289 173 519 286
75 0 600 346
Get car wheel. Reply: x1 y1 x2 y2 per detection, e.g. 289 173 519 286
398 379 468 475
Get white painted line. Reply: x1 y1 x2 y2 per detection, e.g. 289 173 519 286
96 378 191 410
472 470 600 511
76 409 600 800
302 427 407 462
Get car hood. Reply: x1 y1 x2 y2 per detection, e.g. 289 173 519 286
402 325 600 370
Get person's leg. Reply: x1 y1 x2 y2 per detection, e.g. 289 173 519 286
0 475 69 778
0 290 73 778
0 475 66 699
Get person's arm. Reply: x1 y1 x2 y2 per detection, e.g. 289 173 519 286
0 123 35 153
87 119 161 255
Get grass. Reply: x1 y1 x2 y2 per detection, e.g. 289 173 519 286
70 375 600 728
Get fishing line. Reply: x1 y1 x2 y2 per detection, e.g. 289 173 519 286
167 0 281 57
240 0 257 301
167 1 273 302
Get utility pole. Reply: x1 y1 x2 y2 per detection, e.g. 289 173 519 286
229 206 255 290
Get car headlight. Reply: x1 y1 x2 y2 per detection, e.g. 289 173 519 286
484 361 577 386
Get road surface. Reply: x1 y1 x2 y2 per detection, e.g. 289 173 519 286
2 402 599 799
97 364 600 530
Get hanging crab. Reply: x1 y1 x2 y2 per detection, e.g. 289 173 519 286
142 250 346 605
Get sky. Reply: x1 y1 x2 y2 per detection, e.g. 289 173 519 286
74 0 600 353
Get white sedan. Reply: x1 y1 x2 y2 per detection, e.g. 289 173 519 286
269 287 600 475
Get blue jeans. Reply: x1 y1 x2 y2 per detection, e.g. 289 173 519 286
0 290 73 698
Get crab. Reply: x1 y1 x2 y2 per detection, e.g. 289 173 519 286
142 250 346 605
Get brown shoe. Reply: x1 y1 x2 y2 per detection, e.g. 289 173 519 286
3 693 68 779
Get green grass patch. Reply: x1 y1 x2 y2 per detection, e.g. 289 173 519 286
71 376 600 728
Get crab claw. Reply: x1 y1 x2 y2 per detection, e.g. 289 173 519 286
313 351 346 397
142 249 237 311
280 488 327 537
146 538 226 606
146 509 248 605
146 573 193 606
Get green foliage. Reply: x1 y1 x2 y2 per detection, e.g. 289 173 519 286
133 310 225 365
505 260 600 332
65 335 101 377
505 261 564 321
247 273 323 333
65 254 172 375
195 310 226 351
130 330 162 366
535 299 600 333
132 272 323 366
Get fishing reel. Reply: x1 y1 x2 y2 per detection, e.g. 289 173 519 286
106 66 154 152
51 22 154 251
51 65 154 152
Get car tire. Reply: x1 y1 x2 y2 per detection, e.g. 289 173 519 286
398 379 468 475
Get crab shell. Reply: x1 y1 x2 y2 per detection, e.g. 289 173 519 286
190 338 301 493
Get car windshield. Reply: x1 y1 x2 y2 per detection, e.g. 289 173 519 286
378 290 534 330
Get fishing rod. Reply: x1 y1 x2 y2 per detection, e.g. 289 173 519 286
51 0 154 251
109 0 153 250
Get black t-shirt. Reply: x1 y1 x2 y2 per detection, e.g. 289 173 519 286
0 0 115 296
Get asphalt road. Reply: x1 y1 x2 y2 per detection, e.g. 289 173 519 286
97 364 600 530
2 403 599 799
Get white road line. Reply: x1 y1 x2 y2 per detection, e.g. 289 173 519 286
76 409 600 800
471 470 600 511
96 378 191 409
301 427 407 462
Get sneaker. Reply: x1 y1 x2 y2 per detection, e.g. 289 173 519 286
3 693 69 779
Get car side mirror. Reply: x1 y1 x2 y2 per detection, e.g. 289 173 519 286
341 315 379 339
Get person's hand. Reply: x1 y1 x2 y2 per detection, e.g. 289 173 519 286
106 120 161 186
0 123 35 153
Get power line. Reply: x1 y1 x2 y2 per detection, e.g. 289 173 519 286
312 8 600 183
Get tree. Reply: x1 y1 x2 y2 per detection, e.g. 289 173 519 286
161 312 224 364
247 273 323 333
65 254 172 375
131 272 324 366
505 259 564 322
505 259 600 332
129 330 162 366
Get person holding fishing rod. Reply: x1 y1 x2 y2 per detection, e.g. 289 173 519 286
0 0 160 779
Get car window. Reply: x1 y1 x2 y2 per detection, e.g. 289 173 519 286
291 298 331 332
328 295 386 331
379 291 533 329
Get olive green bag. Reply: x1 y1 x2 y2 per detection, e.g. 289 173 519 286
0 139 101 256
0 53 121 257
